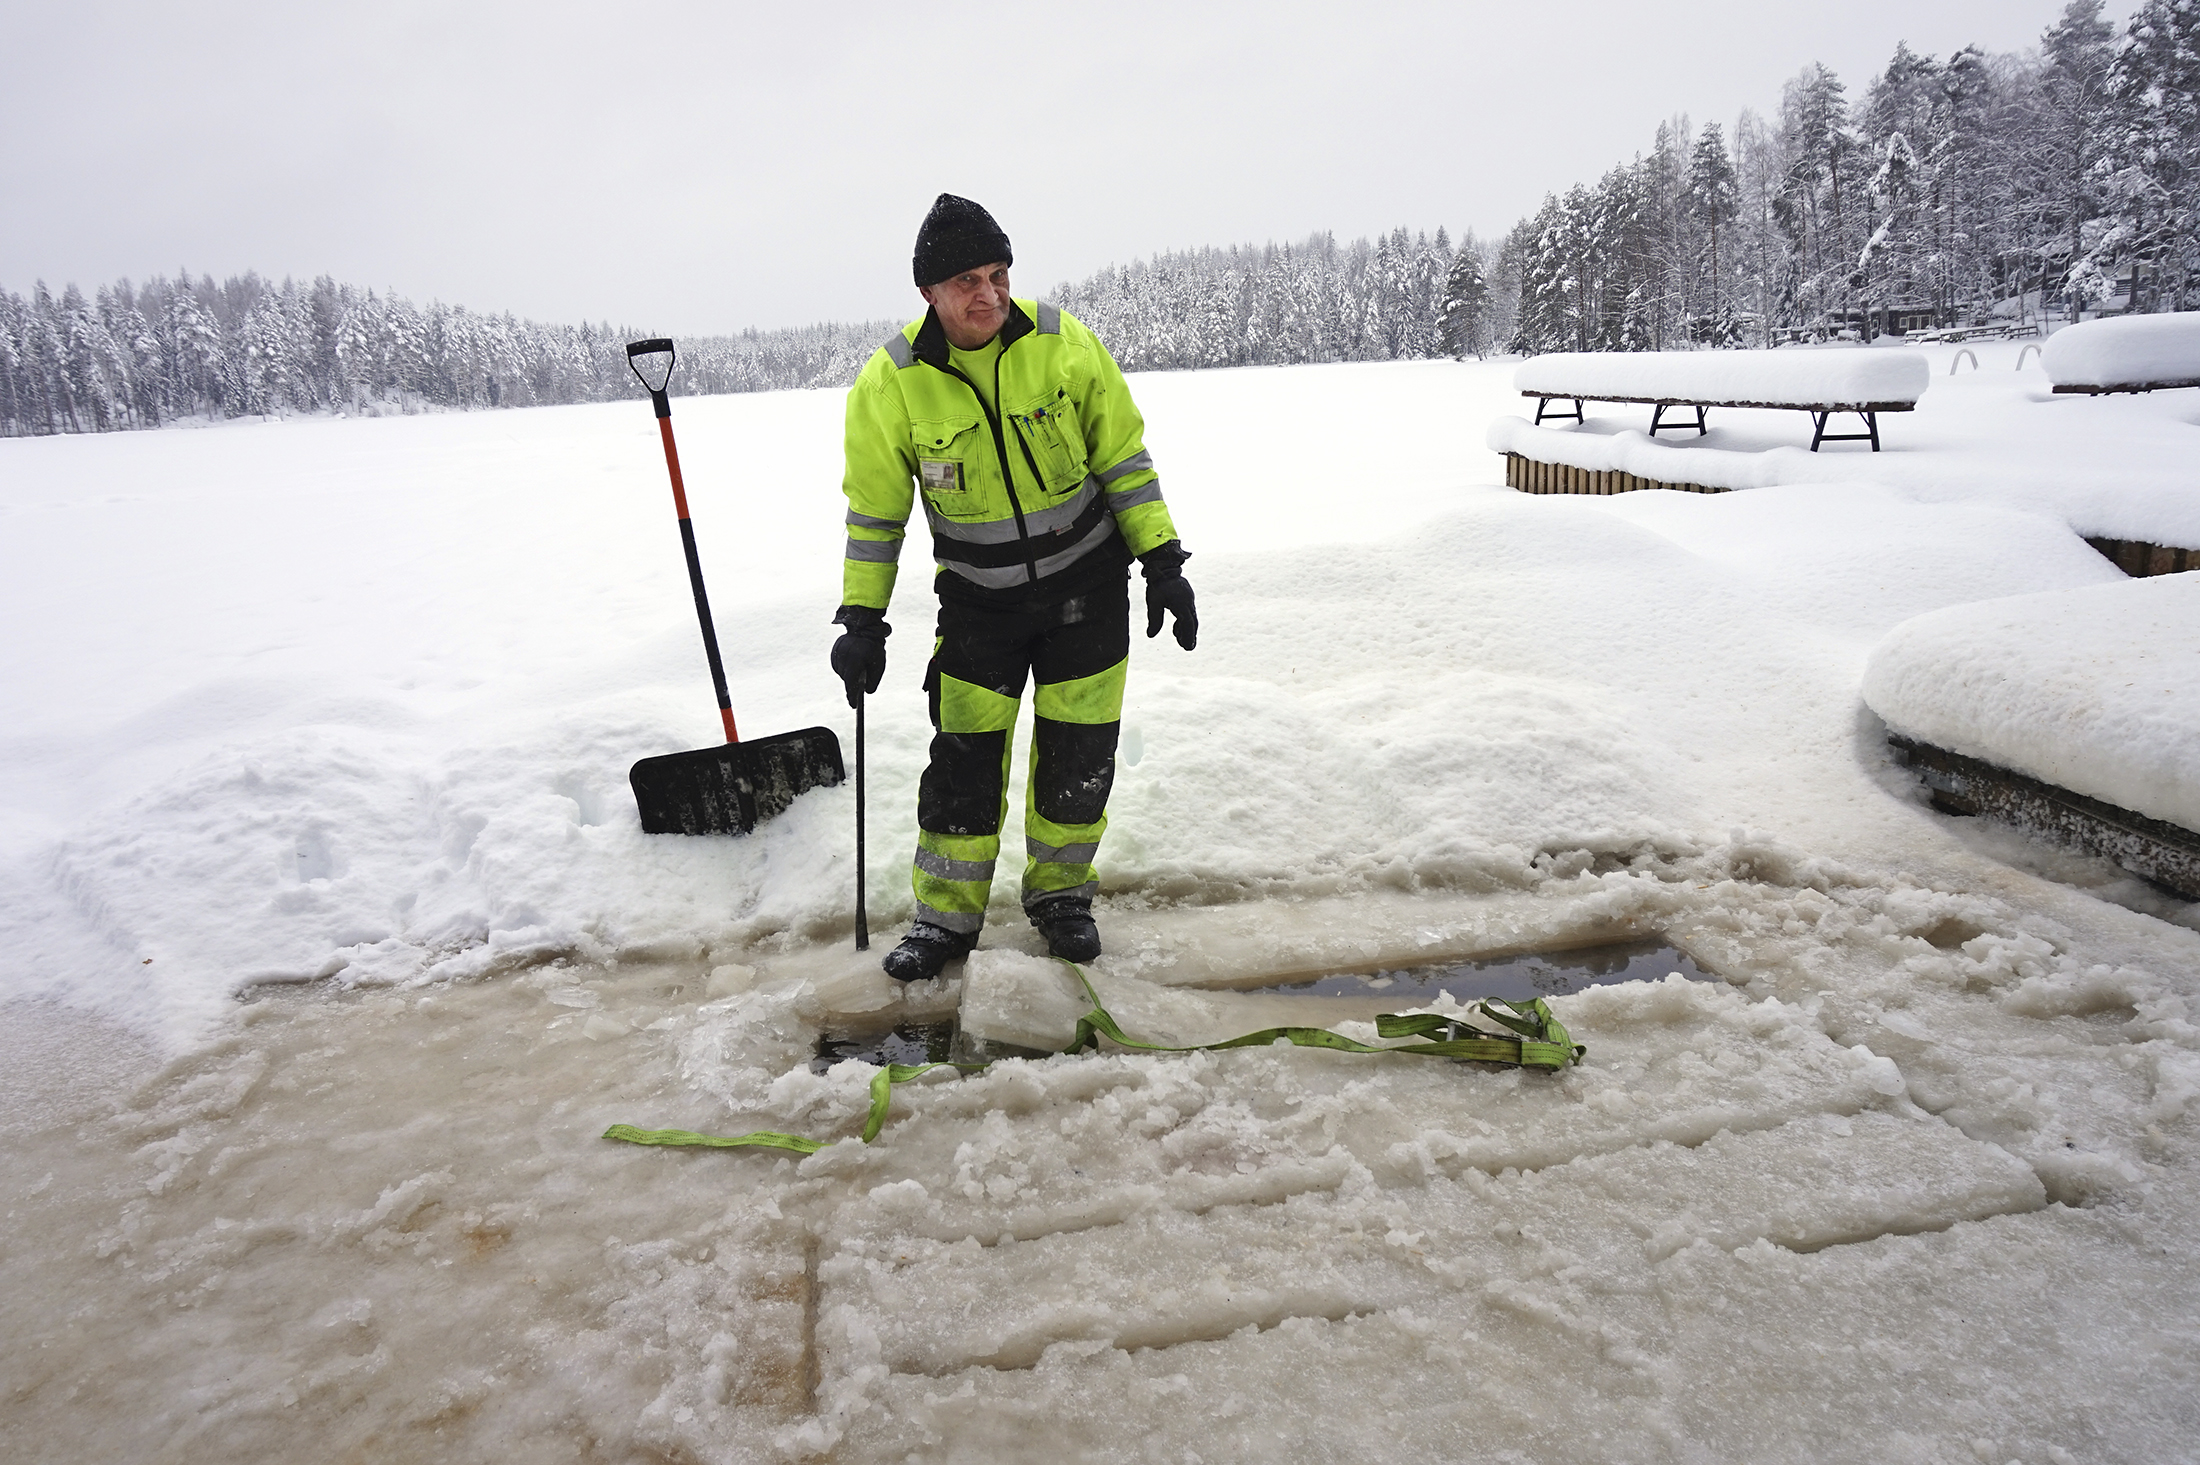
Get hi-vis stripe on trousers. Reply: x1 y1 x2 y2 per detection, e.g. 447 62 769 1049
912 576 1130 933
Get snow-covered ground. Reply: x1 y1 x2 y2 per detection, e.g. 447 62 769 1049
3 355 2198 1463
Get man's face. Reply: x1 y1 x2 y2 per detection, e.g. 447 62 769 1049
920 262 1011 350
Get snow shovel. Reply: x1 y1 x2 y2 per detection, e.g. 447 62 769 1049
624 339 843 835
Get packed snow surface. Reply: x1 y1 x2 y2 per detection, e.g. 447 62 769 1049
1865 575 2200 832
2042 309 2200 389
4 355 2200 1463
1513 347 1930 406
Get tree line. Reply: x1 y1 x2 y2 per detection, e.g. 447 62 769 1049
1 232 1492 437
1491 0 2199 351
0 271 894 437
1047 228 1494 370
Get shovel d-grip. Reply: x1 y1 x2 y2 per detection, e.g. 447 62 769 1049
624 339 843 836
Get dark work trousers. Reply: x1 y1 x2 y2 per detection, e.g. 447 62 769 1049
911 574 1130 933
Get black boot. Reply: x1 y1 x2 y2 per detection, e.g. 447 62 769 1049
1027 894 1101 962
882 922 978 982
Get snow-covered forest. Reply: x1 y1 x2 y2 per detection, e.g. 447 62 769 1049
0 230 1483 438
1498 0 2200 351
0 272 895 437
1045 228 1490 370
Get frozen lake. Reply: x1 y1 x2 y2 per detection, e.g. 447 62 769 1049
2 354 2197 1462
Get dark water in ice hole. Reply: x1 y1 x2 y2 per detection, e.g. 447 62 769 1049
1251 939 1714 1005
810 941 1713 1072
812 1021 963 1073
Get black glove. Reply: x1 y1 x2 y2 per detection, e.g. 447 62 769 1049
1138 542 1197 651
830 605 890 707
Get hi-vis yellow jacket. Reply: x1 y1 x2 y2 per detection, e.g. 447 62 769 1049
840 299 1178 609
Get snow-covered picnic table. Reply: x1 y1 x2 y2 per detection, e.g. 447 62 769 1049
1514 348 1932 450
2043 311 2200 395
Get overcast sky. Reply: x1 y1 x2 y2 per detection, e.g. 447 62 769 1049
2 0 2136 335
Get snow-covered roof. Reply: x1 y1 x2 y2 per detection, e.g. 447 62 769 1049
1515 349 1930 408
1864 574 2200 834
2041 311 2200 390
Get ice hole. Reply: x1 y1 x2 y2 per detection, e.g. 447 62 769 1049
1246 939 1716 1004
810 1020 960 1074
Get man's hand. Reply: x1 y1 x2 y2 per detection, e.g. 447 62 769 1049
831 605 891 707
1138 542 1197 651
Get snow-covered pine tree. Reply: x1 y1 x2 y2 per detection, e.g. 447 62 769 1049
2109 0 2200 311
166 282 224 420
2038 1 2122 317
1779 64 1859 331
1687 123 1742 340
1437 240 1489 358
1733 110 1787 344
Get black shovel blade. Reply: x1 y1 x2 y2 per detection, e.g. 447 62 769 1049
629 727 845 835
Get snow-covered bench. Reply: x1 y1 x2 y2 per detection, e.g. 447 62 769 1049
1515 349 1931 451
2042 311 2200 396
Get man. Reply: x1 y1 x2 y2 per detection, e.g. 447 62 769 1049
831 194 1198 982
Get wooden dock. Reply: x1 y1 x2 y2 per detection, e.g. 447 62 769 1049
1503 452 1726 497
1889 735 2200 900
2085 537 2200 578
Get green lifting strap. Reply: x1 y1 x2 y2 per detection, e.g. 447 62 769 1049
603 1060 986 1154
603 962 1586 1153
1059 964 1585 1070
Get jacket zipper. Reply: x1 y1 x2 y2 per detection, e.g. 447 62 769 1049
936 351 1039 583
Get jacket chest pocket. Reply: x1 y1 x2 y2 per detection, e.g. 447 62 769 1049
909 415 988 518
1010 387 1087 497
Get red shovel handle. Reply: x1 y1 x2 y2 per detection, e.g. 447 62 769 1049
629 340 739 744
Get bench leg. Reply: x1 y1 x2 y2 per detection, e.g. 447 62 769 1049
1809 409 1885 451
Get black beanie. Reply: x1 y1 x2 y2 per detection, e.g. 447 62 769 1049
912 194 1012 287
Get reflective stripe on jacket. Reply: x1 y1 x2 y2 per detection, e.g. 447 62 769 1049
841 299 1178 608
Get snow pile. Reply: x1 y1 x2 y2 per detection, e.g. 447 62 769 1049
2043 311 2200 389
1514 348 1930 406
1864 574 2200 832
